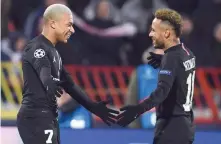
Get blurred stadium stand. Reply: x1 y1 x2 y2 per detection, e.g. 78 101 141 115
1 63 221 127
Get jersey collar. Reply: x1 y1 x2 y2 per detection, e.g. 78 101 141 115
164 43 182 53
39 34 55 48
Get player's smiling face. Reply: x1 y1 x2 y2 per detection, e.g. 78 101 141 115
55 13 75 43
149 18 165 49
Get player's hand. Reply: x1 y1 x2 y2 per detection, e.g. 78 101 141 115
147 52 163 69
54 81 64 97
45 79 63 98
91 100 119 126
116 105 143 127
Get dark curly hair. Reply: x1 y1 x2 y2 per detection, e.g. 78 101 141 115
155 8 182 37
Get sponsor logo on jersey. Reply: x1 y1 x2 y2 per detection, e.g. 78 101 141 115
159 70 171 75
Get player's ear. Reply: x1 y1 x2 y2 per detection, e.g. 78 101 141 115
164 29 170 39
50 20 56 29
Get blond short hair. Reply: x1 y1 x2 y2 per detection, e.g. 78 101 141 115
43 4 72 22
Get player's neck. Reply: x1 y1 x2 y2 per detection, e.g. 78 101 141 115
41 28 57 47
164 38 180 51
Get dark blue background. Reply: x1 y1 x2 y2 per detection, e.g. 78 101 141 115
60 129 221 144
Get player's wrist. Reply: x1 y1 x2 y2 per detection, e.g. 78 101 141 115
134 103 144 115
138 101 151 114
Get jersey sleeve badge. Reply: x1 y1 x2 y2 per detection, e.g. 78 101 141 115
34 49 46 58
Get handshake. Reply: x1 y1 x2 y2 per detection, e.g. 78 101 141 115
45 78 143 127
92 100 145 127
46 78 144 127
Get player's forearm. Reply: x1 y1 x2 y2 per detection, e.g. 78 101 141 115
62 83 95 111
139 81 170 112
60 69 95 111
60 67 97 111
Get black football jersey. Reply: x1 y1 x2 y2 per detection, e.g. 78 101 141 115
21 35 62 115
141 43 196 119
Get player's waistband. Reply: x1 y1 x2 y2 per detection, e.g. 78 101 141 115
18 105 58 118
157 111 194 122
157 114 193 122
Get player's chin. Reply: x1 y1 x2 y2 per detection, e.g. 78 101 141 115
63 39 68 43
152 41 156 47
63 36 70 43
153 43 162 49
62 37 69 43
153 44 157 48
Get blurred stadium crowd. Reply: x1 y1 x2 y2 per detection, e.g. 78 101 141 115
1 0 221 129
2 0 221 66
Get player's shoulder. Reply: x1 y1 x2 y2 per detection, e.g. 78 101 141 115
166 44 194 59
24 35 50 53
178 43 195 61
22 35 50 60
180 45 196 71
163 49 181 63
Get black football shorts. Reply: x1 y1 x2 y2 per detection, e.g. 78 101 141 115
17 114 60 144
153 116 195 144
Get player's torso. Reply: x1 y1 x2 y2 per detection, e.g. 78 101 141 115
157 44 196 118
47 46 62 80
21 36 62 110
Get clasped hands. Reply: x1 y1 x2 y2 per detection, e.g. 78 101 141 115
49 80 142 127
94 100 143 127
